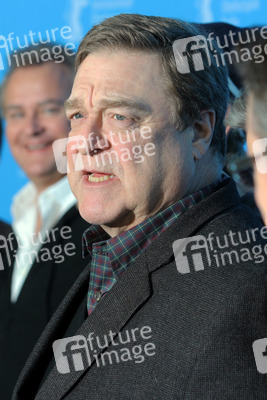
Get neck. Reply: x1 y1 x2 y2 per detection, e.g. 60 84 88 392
32 174 65 195
190 155 223 194
33 175 65 232
102 162 223 239
35 205 42 233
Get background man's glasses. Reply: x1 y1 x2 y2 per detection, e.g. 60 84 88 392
228 154 255 188
228 148 267 188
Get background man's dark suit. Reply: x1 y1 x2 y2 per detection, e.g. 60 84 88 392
0 205 89 399
0 219 12 346
0 219 12 238
13 180 267 399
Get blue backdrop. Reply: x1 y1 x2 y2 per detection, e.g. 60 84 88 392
1 0 266 223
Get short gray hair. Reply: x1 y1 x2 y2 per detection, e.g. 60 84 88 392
225 91 246 131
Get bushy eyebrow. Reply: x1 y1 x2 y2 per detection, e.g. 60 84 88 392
98 98 151 114
64 98 83 113
64 97 151 115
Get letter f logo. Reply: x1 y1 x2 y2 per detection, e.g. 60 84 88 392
0 235 12 270
53 335 91 374
173 35 211 74
52 135 89 174
0 35 11 71
173 235 211 274
253 138 267 174
253 338 267 374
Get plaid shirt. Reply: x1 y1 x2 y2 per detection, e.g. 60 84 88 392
83 177 226 315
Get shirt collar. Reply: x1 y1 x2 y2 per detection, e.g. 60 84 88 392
11 176 76 227
82 175 228 275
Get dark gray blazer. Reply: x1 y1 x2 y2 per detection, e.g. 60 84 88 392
13 180 267 399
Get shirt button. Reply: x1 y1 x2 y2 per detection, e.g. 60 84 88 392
94 291 102 301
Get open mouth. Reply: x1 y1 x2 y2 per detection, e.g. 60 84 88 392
87 172 115 183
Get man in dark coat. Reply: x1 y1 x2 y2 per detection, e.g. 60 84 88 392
0 44 89 399
13 15 267 399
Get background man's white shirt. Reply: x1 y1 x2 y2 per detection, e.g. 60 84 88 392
11 176 77 302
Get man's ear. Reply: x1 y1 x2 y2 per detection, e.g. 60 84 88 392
192 110 216 160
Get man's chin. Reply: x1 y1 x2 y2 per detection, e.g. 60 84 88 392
78 204 135 232
78 206 115 227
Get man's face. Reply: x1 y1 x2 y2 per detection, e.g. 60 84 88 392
246 93 267 225
67 51 196 232
4 62 72 188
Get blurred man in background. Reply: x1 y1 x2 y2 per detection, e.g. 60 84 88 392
0 44 89 399
224 91 262 219
199 22 262 219
237 36 267 225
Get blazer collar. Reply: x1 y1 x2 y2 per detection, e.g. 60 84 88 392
142 178 241 274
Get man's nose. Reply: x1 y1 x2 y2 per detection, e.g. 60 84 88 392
23 113 45 136
77 119 110 156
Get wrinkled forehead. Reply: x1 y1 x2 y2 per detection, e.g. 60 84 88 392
74 50 161 84
70 51 168 110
